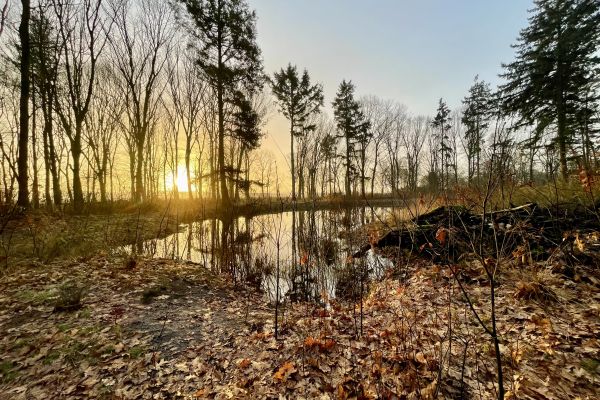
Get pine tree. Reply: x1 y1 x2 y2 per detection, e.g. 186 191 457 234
177 0 263 207
332 80 371 197
431 98 452 191
230 91 261 198
499 0 600 181
270 64 323 200
462 76 492 185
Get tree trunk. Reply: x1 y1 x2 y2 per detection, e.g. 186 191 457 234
360 146 366 198
217 82 230 207
345 134 351 197
186 143 193 199
557 108 569 181
71 124 84 212
135 137 145 202
17 0 31 207
129 142 136 201
290 120 296 201
42 118 51 207
31 89 39 208
371 142 379 196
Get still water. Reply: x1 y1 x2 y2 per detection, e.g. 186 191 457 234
123 206 399 302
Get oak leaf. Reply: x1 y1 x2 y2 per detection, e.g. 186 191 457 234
273 361 296 382
435 228 447 245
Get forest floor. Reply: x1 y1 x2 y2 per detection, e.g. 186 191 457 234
0 244 599 399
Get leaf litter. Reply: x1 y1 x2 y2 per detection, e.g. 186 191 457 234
0 249 598 399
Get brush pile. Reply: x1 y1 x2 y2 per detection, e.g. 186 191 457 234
354 202 600 265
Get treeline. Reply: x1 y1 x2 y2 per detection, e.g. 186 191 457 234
0 0 599 212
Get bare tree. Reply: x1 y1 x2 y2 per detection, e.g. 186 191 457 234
383 107 408 194
110 0 172 202
361 96 398 196
167 45 206 199
84 63 123 203
0 83 20 203
51 0 110 211
31 2 62 207
401 115 428 191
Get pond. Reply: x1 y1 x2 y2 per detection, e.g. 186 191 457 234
122 206 401 303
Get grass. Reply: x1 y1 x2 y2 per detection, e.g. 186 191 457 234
43 351 61 365
53 280 87 312
79 307 92 319
17 287 57 305
63 341 89 366
128 346 145 359
580 358 599 375
0 361 18 383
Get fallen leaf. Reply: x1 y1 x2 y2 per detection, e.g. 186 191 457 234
273 361 296 382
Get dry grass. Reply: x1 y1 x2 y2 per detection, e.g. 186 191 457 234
513 269 559 304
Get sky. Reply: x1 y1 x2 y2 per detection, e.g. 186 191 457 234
246 0 535 183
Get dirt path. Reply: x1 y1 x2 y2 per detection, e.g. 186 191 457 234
124 277 271 360
0 255 273 399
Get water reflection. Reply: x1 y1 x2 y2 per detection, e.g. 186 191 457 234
124 207 396 303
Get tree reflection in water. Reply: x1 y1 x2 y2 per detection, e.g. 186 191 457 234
123 206 394 304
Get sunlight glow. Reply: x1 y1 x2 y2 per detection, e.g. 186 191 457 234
166 165 193 193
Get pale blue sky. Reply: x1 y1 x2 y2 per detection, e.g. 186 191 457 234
249 0 534 115
247 0 535 182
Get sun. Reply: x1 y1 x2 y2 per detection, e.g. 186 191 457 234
166 165 192 192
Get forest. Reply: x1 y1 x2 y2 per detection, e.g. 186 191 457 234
0 0 599 399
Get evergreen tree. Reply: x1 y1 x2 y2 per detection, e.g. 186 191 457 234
177 0 263 207
462 75 492 184
499 0 600 181
431 98 452 191
332 80 371 197
230 91 261 198
270 64 323 200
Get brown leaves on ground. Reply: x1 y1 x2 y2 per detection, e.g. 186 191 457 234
303 336 336 352
0 251 599 399
273 361 296 383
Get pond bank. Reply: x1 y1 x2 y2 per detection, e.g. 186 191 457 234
0 196 413 272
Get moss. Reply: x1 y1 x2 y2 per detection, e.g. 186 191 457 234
99 345 115 356
0 361 18 383
53 280 86 312
79 308 92 319
65 341 85 362
43 351 61 365
581 358 599 375
128 346 145 359
18 288 56 305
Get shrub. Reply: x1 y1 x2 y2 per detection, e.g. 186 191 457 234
54 280 86 312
